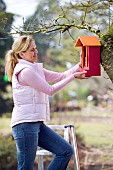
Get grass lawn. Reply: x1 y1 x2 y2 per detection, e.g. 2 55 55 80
76 122 113 148
0 117 11 134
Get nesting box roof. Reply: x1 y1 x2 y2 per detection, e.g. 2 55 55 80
75 36 101 46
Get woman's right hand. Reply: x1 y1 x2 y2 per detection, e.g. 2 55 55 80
73 71 88 79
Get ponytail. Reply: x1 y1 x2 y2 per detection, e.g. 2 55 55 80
5 50 19 82
5 35 33 82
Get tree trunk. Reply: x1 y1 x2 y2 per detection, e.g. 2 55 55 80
101 23 113 83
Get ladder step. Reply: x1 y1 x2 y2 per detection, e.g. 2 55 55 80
36 150 53 156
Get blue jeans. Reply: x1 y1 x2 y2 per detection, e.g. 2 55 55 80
12 122 74 170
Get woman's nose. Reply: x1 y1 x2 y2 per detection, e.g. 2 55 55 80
35 49 38 54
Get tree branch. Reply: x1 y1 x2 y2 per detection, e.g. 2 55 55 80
0 22 103 38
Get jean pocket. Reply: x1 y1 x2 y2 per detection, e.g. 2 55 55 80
12 124 24 140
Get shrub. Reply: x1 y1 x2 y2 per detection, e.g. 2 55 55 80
0 134 17 170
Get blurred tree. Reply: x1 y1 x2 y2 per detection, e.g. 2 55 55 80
0 0 14 60
24 0 60 63
0 64 13 115
0 0 14 115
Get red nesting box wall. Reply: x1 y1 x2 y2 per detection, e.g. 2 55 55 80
75 36 101 77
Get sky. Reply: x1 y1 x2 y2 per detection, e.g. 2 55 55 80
4 0 38 17
3 0 39 28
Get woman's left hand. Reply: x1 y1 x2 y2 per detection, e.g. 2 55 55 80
74 71 89 79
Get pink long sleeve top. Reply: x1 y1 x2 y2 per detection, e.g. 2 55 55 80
18 61 81 96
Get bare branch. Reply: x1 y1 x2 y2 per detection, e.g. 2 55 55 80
0 22 103 38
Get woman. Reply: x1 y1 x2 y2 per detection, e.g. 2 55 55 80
5 35 86 170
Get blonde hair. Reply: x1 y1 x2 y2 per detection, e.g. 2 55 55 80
5 35 33 82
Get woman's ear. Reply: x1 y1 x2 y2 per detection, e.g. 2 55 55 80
18 52 24 59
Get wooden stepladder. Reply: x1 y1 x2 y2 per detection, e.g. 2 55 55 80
36 125 80 170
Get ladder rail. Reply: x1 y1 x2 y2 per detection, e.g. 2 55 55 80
38 155 44 170
69 126 80 170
